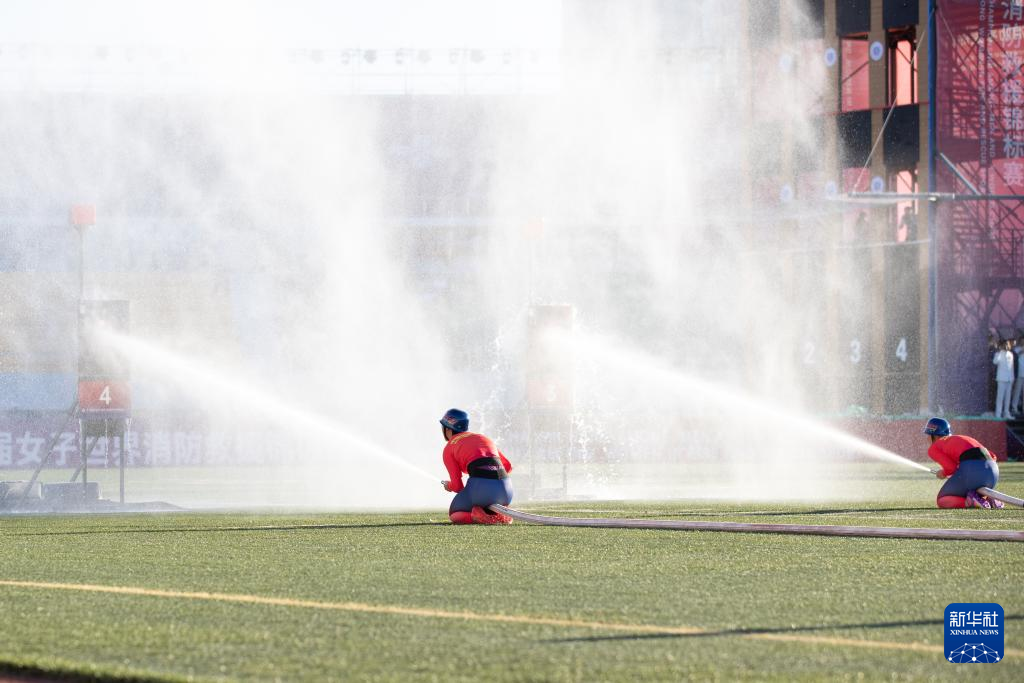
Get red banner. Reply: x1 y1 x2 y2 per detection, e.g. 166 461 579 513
937 0 1024 192
935 0 1024 413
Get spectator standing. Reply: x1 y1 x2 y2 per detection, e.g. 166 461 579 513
993 340 1015 419
897 206 917 242
1013 336 1024 417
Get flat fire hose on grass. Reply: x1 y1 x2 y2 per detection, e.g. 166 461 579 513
490 505 1024 543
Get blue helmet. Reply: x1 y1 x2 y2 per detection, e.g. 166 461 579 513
923 417 951 436
440 408 469 434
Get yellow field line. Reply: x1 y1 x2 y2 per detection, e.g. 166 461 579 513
0 579 1014 657
746 633 943 654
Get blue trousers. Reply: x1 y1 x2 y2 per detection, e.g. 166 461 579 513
449 477 513 514
938 459 999 498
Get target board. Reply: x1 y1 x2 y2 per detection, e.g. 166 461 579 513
78 300 131 414
78 380 131 411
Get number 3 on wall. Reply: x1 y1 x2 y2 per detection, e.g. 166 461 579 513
849 339 861 364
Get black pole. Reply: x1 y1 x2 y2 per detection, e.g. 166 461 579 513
78 226 84 306
17 400 79 506
82 420 88 493
119 431 125 505
77 222 85 379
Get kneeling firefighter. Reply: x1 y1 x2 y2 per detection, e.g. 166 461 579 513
439 408 514 525
923 418 1003 509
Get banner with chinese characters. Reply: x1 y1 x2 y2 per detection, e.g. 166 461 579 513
0 412 306 469
935 0 1024 188
935 0 1024 414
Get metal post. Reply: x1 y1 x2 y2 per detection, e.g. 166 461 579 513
82 420 89 492
527 409 536 499
119 431 125 505
78 218 86 496
937 153 982 194
77 220 84 395
103 418 109 501
561 449 568 496
73 421 81 479
17 400 79 506
70 433 100 483
927 0 938 412
78 226 84 305
562 410 572 496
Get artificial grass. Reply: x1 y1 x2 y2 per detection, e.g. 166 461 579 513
0 470 1021 681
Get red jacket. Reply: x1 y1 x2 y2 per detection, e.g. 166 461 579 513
442 432 512 493
927 435 996 477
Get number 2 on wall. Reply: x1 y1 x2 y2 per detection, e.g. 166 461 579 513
802 341 815 365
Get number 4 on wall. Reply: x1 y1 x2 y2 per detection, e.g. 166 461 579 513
895 338 908 363
99 385 112 405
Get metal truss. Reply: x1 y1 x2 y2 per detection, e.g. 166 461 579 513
937 5 1024 337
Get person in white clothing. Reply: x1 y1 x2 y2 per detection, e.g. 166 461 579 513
1012 337 1024 417
993 340 1015 419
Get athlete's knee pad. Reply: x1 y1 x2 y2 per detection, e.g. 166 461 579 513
449 510 473 525
937 495 966 509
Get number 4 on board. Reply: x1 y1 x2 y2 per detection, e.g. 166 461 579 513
895 338 908 363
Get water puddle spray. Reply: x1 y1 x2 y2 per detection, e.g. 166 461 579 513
99 327 931 509
100 329 439 485
550 330 932 475
1 4 938 512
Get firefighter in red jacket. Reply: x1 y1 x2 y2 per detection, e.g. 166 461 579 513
923 418 1002 509
439 408 514 525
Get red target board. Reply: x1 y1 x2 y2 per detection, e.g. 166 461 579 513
78 380 131 411
70 204 96 228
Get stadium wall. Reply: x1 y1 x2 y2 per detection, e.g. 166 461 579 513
0 412 1008 469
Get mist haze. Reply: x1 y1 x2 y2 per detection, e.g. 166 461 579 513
0 1 891 508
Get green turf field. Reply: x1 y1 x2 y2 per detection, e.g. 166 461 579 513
0 465 1021 681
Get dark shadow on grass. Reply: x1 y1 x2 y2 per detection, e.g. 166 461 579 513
11 521 448 537
542 614 1023 644
0 660 169 682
